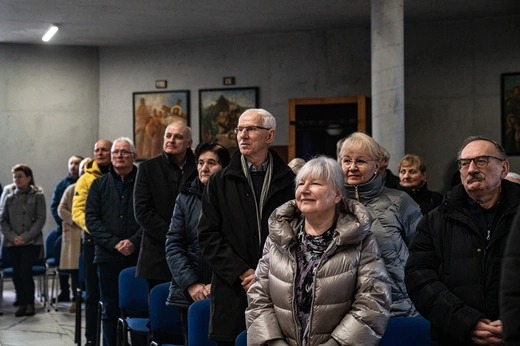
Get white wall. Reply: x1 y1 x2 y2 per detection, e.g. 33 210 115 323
405 15 520 192
0 44 99 234
98 28 372 145
1 14 519 222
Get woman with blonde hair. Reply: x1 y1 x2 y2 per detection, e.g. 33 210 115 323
339 132 422 317
397 154 442 215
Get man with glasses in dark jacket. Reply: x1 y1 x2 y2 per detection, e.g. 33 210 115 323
85 137 142 346
198 109 295 346
406 136 520 345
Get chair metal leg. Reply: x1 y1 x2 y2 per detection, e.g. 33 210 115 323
75 288 82 345
96 301 103 346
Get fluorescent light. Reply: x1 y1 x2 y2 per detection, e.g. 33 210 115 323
42 24 59 42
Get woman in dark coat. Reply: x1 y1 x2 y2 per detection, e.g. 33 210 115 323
165 142 230 345
397 154 443 215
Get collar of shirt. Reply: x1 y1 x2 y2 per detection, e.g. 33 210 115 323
247 159 269 172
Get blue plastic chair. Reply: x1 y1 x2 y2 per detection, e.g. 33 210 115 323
149 282 184 345
380 316 431 346
116 266 149 346
187 298 215 346
235 330 247 346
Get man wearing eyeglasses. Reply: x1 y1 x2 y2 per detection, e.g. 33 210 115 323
85 137 142 346
405 135 520 345
198 109 295 345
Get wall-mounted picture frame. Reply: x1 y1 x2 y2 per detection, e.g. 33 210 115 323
199 87 259 156
133 90 190 161
502 72 520 155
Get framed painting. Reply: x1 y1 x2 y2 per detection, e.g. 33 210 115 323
199 87 259 156
502 72 520 155
133 90 190 161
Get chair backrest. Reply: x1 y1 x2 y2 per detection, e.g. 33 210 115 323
149 282 182 336
78 252 85 284
0 246 46 274
188 298 215 346
118 266 148 313
0 247 11 269
44 229 58 260
235 330 247 346
380 316 431 346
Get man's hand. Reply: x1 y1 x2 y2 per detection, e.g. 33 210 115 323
470 318 503 345
114 239 135 256
187 282 211 301
13 235 25 246
239 268 255 291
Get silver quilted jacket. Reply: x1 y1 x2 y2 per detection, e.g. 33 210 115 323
246 198 391 346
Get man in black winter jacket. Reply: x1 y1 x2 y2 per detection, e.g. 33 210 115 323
405 135 519 346
198 109 295 345
85 137 142 346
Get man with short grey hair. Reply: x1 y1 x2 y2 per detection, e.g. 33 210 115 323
198 108 295 345
85 137 142 346
406 135 520 345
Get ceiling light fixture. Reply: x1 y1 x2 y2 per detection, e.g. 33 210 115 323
42 24 59 42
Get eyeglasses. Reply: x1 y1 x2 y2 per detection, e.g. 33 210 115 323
342 158 374 168
233 126 271 134
111 150 134 157
457 155 505 170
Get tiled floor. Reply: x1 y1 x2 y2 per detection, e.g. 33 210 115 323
0 281 82 346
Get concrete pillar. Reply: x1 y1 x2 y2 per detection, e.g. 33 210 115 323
371 0 404 172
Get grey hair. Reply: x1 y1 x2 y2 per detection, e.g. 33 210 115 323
380 145 391 160
240 108 277 130
457 135 507 160
112 137 136 153
340 132 382 162
295 156 344 195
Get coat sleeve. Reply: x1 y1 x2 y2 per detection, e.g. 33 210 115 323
330 233 391 345
404 214 484 343
246 237 286 346
0 197 14 242
165 195 200 293
197 176 251 286
58 185 74 225
501 212 520 344
85 179 120 251
133 163 169 243
50 181 63 227
397 193 422 245
21 192 47 243
72 175 89 231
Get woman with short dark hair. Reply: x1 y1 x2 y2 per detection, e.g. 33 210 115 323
165 142 231 345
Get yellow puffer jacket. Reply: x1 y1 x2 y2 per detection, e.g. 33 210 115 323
72 159 103 232
246 199 391 346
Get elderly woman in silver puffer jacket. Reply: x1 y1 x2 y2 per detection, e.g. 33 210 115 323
246 156 391 346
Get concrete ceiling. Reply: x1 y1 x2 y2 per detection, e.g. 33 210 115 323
1 0 519 47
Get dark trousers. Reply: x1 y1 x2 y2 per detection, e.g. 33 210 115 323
7 245 40 306
83 240 99 343
98 259 136 346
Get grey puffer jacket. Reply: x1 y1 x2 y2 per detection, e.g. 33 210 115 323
0 186 46 247
246 199 391 346
344 173 422 317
